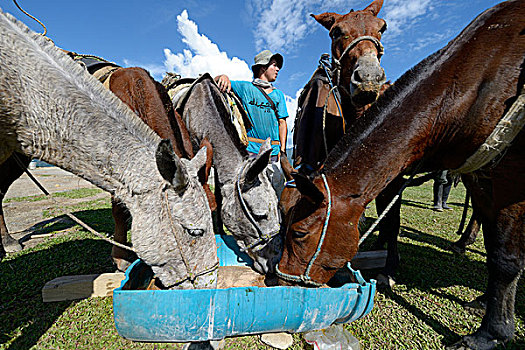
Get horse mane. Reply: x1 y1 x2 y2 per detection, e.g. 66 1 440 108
2 9 159 145
323 2 503 173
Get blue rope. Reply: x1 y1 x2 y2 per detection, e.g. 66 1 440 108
304 174 332 278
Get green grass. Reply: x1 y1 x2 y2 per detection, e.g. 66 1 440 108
0 183 523 349
5 188 103 203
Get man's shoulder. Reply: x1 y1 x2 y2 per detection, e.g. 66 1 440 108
231 80 252 87
270 88 286 99
231 80 255 94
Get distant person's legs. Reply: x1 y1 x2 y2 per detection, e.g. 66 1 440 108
433 171 446 211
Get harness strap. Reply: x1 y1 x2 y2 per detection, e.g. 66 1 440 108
451 85 525 174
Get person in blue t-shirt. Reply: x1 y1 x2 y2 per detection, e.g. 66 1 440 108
215 50 289 197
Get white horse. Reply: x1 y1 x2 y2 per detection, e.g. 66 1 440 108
0 9 218 289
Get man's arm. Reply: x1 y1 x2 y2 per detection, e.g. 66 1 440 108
278 118 287 155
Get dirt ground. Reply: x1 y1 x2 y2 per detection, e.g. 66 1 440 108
4 166 109 249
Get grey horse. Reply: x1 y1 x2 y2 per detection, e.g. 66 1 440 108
0 9 218 289
170 75 282 274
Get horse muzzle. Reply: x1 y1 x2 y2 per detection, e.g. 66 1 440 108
350 55 386 106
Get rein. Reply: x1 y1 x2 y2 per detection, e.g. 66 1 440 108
12 153 136 253
317 35 384 158
235 161 280 253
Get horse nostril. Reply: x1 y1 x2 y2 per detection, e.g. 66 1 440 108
352 70 363 84
377 72 386 83
188 228 204 236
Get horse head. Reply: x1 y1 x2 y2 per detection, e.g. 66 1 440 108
221 139 282 275
277 173 361 286
131 141 218 289
312 0 387 107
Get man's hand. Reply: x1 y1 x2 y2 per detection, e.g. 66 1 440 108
214 74 231 93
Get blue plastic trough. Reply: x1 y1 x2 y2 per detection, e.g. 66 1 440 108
113 235 376 342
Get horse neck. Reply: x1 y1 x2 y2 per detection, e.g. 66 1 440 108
1 15 163 201
182 79 247 186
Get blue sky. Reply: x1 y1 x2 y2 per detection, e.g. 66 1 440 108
3 0 503 145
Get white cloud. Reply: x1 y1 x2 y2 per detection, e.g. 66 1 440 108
163 10 252 80
249 0 435 54
163 9 299 147
284 89 302 148
252 1 312 53
382 0 433 37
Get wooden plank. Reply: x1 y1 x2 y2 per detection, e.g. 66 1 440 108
42 272 125 302
350 250 387 270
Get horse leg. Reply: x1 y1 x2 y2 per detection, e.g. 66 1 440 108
453 207 523 349
374 177 403 287
451 176 524 349
451 212 481 254
0 153 29 257
111 196 136 271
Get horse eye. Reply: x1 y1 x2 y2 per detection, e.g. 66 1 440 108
379 23 387 34
330 27 343 39
292 230 308 239
186 228 204 237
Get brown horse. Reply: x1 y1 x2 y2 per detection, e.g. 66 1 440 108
278 1 524 348
293 0 387 171
0 55 213 271
284 0 403 284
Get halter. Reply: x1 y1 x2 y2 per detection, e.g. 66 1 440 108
235 161 281 253
275 174 331 287
161 188 219 288
332 35 384 87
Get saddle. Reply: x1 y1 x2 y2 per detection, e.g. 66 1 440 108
67 52 121 89
293 68 345 170
162 73 252 147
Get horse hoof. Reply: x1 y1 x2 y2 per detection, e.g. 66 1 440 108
447 334 504 350
376 273 395 288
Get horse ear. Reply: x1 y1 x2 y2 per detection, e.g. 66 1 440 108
364 0 383 16
280 151 296 181
311 12 341 30
244 138 272 185
292 173 324 205
196 138 213 185
156 139 189 193
189 145 209 177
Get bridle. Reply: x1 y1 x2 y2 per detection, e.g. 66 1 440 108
275 174 332 287
235 161 281 253
161 187 219 288
318 35 385 157
331 35 384 87
275 158 427 287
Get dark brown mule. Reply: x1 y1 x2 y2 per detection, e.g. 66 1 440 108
278 1 524 348
293 0 387 171
0 58 213 271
